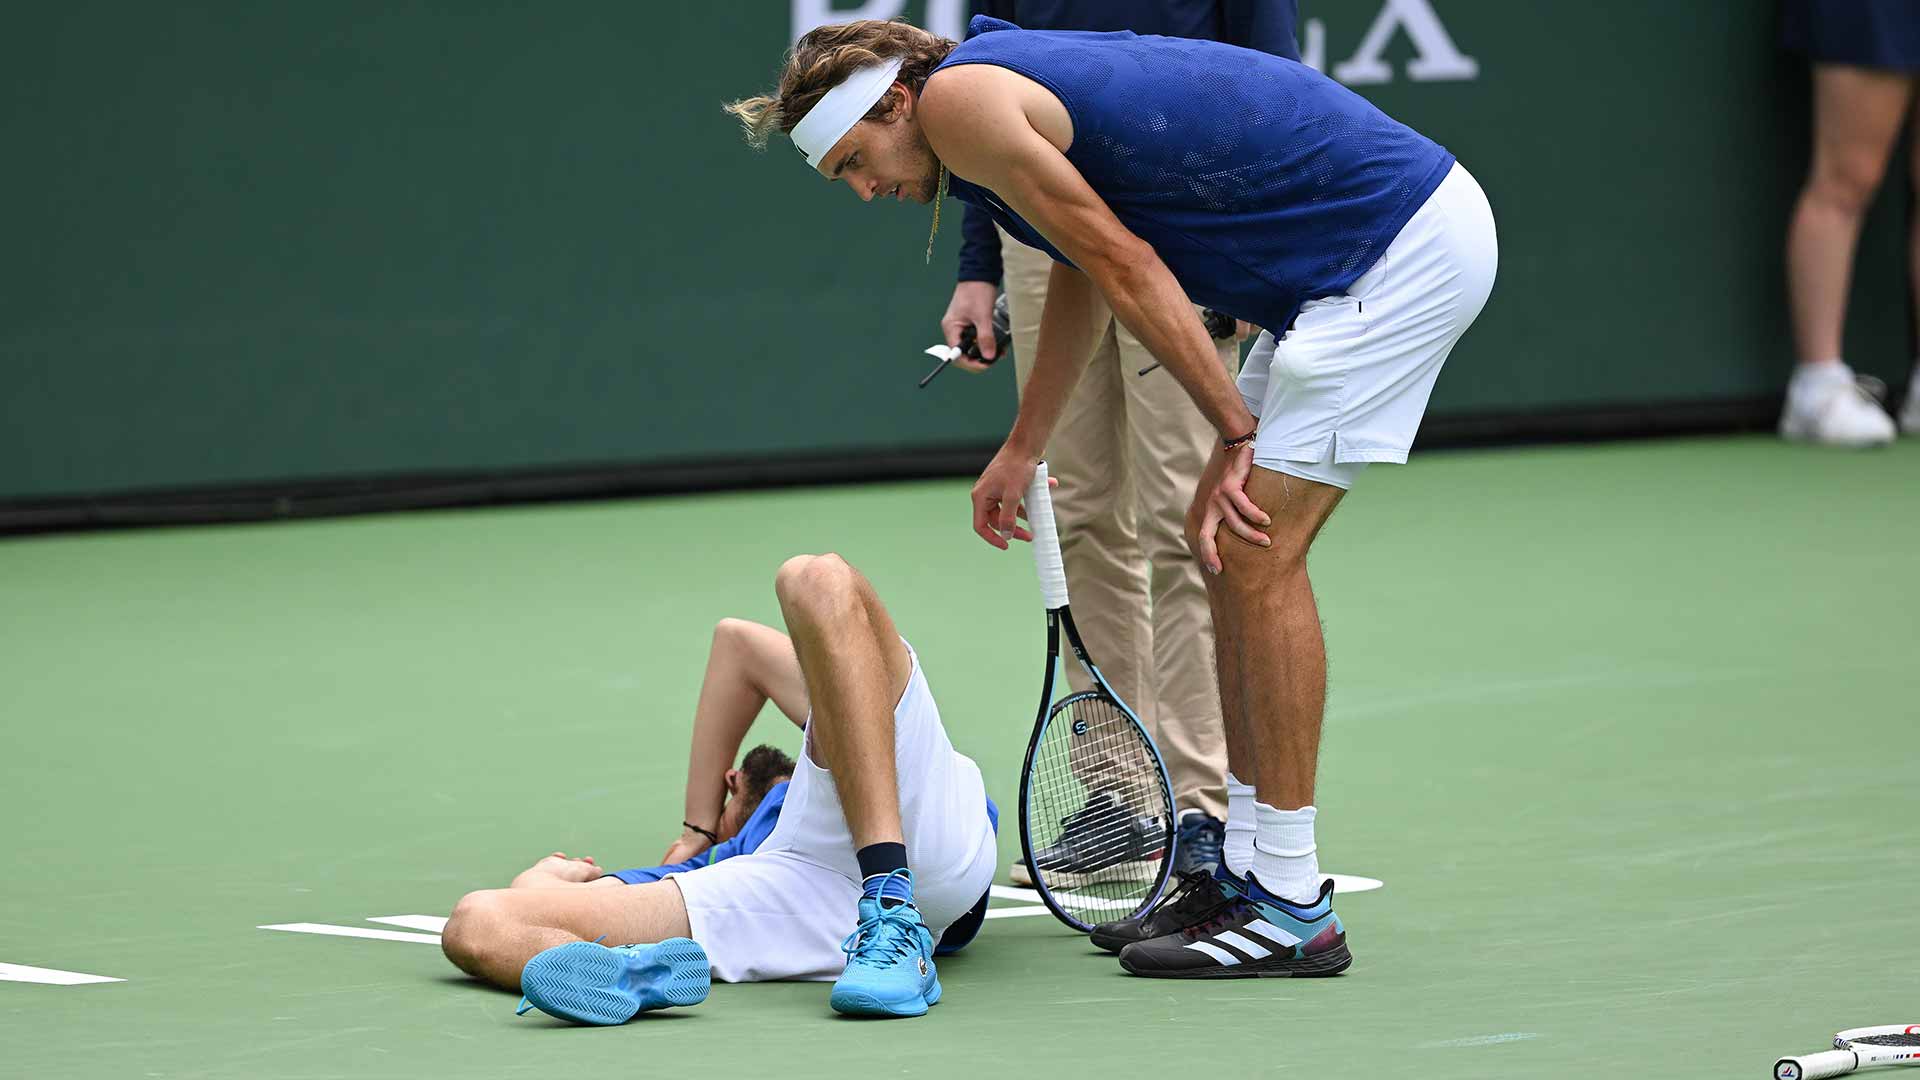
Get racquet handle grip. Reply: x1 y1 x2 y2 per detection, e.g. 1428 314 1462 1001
1776 1050 1856 1079
1026 462 1069 610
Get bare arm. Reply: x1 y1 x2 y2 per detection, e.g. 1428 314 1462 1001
923 67 1256 449
921 66 1267 549
1004 261 1100 458
676 619 808 845
510 853 622 889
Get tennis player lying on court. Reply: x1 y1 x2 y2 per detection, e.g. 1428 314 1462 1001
440 554 998 1022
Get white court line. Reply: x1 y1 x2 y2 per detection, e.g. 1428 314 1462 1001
992 873 1384 906
367 915 449 932
259 923 442 944
990 883 1141 913
261 876 1383 944
0 962 124 986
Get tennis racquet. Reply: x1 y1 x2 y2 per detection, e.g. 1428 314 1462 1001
1776 1025 1920 1079
1016 461 1176 933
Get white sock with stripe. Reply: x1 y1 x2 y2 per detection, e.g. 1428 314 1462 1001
1251 802 1319 905
1222 773 1256 877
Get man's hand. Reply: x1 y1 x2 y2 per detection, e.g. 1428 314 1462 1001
941 281 1001 373
511 852 601 888
659 828 713 866
1186 444 1272 574
971 442 1042 549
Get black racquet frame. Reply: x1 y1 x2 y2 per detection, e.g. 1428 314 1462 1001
1016 462 1177 933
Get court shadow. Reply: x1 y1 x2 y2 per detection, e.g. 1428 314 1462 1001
432 975 702 1026
430 973 513 998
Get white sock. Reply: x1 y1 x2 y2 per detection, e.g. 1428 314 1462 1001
1251 801 1320 905
1221 773 1257 878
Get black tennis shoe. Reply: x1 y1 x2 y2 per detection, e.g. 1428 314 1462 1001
1117 875 1350 979
1088 867 1244 954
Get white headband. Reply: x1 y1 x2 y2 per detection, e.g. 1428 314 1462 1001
789 57 905 171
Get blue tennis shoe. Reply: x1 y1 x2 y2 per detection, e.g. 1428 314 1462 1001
830 879 940 1018
516 938 710 1024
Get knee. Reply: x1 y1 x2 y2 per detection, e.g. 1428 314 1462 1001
1808 148 1891 214
712 616 752 653
773 553 863 626
1215 530 1309 586
442 890 509 975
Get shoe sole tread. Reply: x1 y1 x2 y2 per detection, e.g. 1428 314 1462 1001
520 938 710 1025
1119 938 1353 980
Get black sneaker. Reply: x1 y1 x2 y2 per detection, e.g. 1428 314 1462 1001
1030 792 1166 883
1088 867 1244 954
1172 813 1224 876
1117 875 1351 979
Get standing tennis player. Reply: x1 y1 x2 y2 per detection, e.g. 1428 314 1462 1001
727 15 1496 977
938 1 1301 885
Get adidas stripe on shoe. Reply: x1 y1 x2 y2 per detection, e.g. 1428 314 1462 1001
1116 875 1350 979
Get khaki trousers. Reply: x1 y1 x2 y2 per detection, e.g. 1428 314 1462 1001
999 229 1234 821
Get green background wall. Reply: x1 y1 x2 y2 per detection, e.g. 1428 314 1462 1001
2 2 1909 502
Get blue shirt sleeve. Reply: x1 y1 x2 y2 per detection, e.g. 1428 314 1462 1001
956 201 1003 284
603 782 789 885
1219 0 1301 61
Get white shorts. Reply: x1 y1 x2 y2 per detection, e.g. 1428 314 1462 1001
1236 162 1498 489
667 642 996 983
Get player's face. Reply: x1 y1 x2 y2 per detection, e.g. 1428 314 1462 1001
820 110 940 205
714 768 792 843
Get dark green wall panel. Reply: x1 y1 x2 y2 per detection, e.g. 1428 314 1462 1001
2 2 1908 499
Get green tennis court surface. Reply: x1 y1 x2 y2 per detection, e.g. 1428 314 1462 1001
3 435 1915 1078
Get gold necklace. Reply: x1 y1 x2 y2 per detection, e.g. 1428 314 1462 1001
924 165 950 264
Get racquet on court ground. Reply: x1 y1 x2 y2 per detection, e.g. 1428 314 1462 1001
1775 1025 1920 1079
1016 461 1176 933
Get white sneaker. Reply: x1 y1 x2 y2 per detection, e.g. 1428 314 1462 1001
1779 364 1896 447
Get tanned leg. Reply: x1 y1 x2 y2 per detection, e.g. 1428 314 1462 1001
772 554 913 849
1786 65 1912 365
1200 467 1344 809
441 880 692 990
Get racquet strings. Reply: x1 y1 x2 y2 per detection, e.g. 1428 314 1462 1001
1849 1034 1920 1048
1027 690 1171 927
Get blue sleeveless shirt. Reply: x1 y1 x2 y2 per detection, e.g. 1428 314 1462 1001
934 16 1455 333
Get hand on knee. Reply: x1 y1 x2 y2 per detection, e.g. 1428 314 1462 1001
511 853 600 889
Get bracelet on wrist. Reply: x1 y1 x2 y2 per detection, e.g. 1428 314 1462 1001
1222 427 1258 451
682 821 719 844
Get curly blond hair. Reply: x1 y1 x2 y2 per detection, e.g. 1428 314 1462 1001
724 19 958 149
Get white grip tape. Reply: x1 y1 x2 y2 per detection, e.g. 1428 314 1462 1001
1026 462 1069 610
1777 1050 1857 1080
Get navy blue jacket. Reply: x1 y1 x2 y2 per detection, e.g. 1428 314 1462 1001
954 0 1302 283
